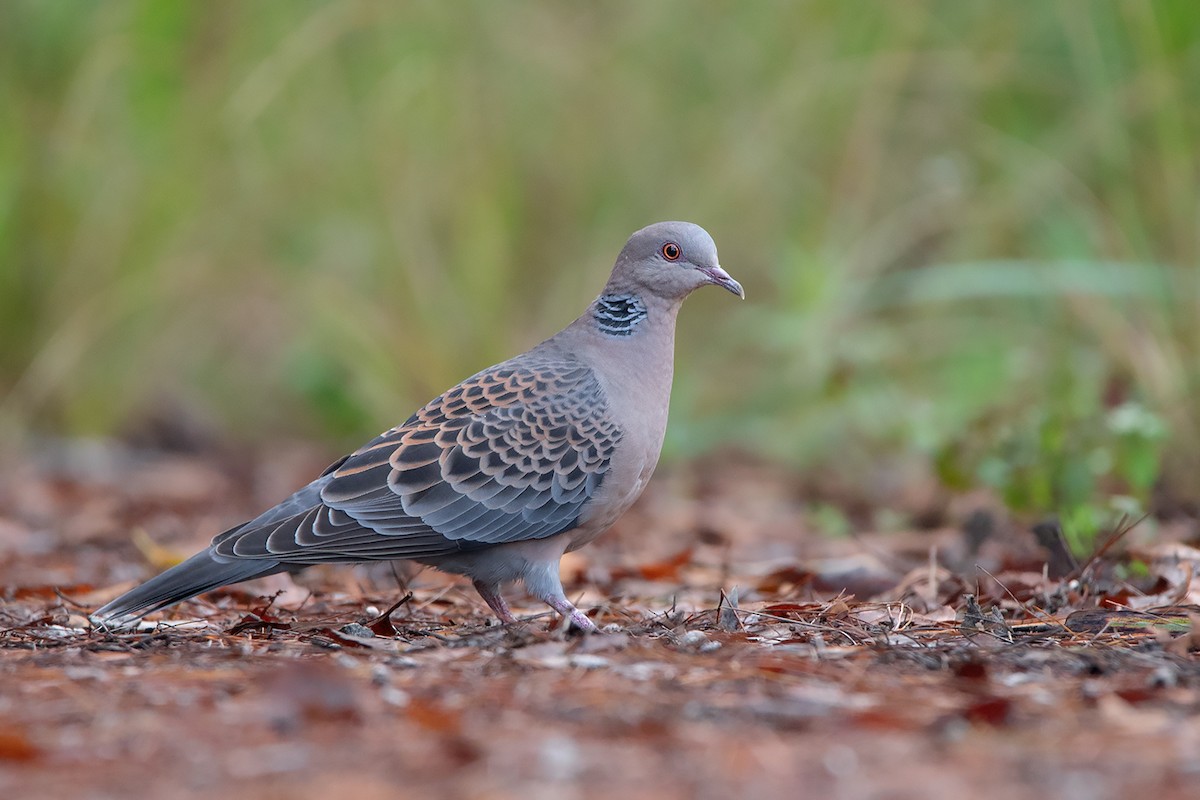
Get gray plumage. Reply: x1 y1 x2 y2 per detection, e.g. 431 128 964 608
92 221 743 632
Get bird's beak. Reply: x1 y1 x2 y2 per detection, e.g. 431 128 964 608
701 266 745 299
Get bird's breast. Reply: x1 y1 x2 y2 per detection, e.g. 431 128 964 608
566 376 671 551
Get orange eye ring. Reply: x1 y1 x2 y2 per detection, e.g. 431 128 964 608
662 242 681 261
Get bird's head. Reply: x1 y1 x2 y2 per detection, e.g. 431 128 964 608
609 221 744 302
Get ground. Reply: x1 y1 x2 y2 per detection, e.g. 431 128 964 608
2 441 1199 800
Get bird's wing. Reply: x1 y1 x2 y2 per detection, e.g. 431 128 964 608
210 356 622 563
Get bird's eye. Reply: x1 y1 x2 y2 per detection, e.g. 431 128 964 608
662 242 681 261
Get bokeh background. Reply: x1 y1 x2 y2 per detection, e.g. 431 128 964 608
2 1 1197 548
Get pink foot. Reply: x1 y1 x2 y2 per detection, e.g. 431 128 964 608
543 594 598 633
473 580 518 625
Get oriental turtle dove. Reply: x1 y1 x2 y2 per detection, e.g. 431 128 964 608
93 222 743 632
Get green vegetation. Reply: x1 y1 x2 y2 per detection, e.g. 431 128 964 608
2 2 1197 540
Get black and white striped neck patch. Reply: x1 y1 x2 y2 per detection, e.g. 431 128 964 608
593 294 648 336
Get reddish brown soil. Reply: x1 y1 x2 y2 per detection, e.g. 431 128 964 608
2 443 1199 799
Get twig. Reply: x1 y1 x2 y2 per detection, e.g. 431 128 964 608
1072 513 1147 582
365 592 414 628
975 565 1061 628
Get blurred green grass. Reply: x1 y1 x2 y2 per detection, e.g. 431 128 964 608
1 1 1197 525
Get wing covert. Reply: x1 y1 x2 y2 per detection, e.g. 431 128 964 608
212 355 621 563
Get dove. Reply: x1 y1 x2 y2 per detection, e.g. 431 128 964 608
92 221 743 632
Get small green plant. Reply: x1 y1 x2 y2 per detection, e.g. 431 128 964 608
938 397 1167 555
807 503 853 539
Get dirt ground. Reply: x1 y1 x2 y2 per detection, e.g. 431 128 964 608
2 440 1200 800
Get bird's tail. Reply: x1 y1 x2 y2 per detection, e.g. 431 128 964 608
91 550 284 628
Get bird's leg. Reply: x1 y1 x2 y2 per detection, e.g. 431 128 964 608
542 593 599 633
521 559 599 632
472 580 518 625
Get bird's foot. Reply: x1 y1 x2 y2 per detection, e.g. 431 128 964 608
543 594 598 633
473 580 519 625
474 580 597 632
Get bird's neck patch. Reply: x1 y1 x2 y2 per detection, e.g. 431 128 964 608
593 294 648 336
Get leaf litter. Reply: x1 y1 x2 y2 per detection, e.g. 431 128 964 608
1 443 1200 799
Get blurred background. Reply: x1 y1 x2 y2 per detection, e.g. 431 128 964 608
2 1 1197 550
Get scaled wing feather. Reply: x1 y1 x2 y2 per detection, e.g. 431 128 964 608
210 355 620 562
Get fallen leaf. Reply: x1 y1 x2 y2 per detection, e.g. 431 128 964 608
0 728 39 762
